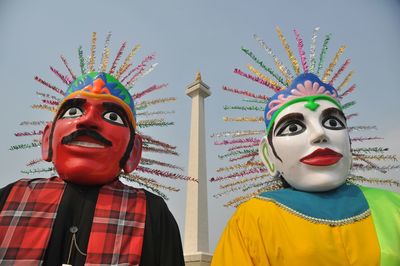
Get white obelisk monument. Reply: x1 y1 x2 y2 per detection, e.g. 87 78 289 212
184 72 212 266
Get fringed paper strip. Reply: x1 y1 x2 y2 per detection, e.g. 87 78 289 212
339 84 356 99
228 143 260 151
241 47 287 86
224 179 284 207
329 59 350 85
20 121 49 126
223 105 264 111
337 71 354 91
121 54 155 83
125 173 180 192
88 32 97 72
353 154 397 162
276 27 300 75
247 64 283 90
353 155 387 174
9 142 41 151
122 174 169 200
142 146 179 156
322 45 346 82
115 44 141 79
15 130 43 137
342 101 356 110
211 130 264 138
229 152 258 162
99 31 112 72
34 76 65 96
78 45 86 75
214 137 260 146
50 66 71 85
42 99 60 106
141 134 177 150
316 33 332 75
351 163 400 172
137 119 174 128
351 136 383 142
136 97 176 110
21 167 55 175
346 113 358 120
133 83 168 100
216 161 264 173
36 91 61 102
109 42 127 75
218 148 258 160
234 69 281 91
137 110 175 117
60 55 76 80
222 86 270 100
140 158 184 171
26 158 44 167
253 34 293 84
309 27 320 73
242 98 267 104
137 166 196 182
210 167 265 182
352 147 388 154
294 29 308 73
348 175 400 187
223 116 263 123
348 126 377 132
31 104 57 113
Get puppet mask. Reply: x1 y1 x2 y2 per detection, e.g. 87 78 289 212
41 73 142 185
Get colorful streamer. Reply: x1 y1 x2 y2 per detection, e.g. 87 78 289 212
60 55 76 80
9 142 41 151
247 64 283 90
133 83 168 100
222 86 270 100
78 45 86 75
34 76 65 96
50 66 72 85
115 44 141 79
309 27 320 73
241 47 287 86
88 32 97 72
223 116 263 123
99 31 112 72
322 45 346 82
329 59 350 85
15 130 43 137
276 27 300 75
337 70 354 91
294 29 308 73
316 33 332 75
109 41 127 75
253 34 293 84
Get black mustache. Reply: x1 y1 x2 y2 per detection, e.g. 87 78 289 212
61 129 112 146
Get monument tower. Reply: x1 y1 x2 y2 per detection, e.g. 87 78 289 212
184 72 212 266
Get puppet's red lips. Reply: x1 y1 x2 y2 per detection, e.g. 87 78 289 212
67 135 108 148
300 148 342 166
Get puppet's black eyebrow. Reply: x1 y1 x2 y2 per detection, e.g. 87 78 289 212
102 102 127 115
57 98 86 118
273 113 304 135
321 107 346 122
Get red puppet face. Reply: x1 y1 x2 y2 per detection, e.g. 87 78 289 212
42 94 142 185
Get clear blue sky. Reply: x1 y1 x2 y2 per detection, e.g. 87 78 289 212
0 0 399 253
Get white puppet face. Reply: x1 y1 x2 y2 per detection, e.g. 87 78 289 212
259 99 352 192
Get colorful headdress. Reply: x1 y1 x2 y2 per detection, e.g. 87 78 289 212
11 32 195 199
211 27 399 207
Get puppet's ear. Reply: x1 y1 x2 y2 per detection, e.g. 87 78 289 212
41 123 53 162
123 134 143 173
259 136 278 176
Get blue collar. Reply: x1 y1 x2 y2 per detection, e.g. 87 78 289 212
258 184 369 221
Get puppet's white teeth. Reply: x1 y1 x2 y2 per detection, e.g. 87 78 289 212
69 141 105 148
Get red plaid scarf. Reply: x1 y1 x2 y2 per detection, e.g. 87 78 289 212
0 177 147 265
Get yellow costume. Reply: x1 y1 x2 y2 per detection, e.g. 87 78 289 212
212 185 400 266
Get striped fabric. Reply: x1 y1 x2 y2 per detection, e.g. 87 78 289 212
0 177 147 265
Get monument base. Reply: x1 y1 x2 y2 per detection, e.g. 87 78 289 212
184 252 213 266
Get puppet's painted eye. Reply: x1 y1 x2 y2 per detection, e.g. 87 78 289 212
322 117 345 130
276 121 306 136
62 107 83 118
103 111 125 125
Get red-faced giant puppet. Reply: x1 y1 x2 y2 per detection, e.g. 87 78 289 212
0 44 185 265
